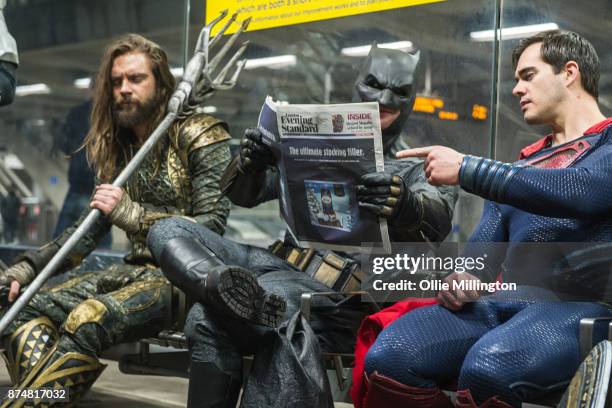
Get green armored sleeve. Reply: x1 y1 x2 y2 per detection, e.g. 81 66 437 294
116 137 232 237
109 114 231 237
174 113 231 234
14 206 112 275
187 138 231 235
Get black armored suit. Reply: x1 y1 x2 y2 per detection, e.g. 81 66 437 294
0 113 231 406
146 134 457 406
146 44 457 407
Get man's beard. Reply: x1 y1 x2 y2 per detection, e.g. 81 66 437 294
112 93 160 129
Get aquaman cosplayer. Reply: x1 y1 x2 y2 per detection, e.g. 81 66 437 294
0 33 233 406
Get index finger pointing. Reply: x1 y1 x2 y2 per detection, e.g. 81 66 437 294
396 146 435 159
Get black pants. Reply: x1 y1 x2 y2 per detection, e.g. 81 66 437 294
148 217 365 377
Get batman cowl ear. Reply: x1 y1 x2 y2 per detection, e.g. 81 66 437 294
367 42 380 58
410 50 421 66
361 42 379 69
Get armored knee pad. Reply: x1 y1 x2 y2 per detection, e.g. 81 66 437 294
1 317 59 385
63 278 171 350
0 349 106 408
1 301 110 407
62 299 108 336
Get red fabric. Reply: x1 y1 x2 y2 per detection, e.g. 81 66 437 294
351 298 437 408
583 117 612 135
456 390 514 408
362 371 452 408
519 135 553 159
519 117 612 159
523 139 591 169
348 118 612 407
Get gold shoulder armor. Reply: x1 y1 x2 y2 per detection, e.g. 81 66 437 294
173 113 231 155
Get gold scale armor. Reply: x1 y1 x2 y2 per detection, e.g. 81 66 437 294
0 113 231 407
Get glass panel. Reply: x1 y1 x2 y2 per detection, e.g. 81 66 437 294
1 0 188 247
495 0 612 161
190 0 497 243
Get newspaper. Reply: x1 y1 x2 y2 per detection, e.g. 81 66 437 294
257 96 391 253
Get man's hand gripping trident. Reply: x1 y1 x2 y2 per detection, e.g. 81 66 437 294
0 10 251 335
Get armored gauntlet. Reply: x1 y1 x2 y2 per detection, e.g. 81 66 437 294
357 172 421 226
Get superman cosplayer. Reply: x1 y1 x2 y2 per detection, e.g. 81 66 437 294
358 30 612 408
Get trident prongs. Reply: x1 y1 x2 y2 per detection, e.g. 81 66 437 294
209 12 238 50
190 10 227 80
215 59 248 90
0 9 252 337
206 8 229 32
194 9 229 66
226 59 248 87
176 11 251 116
208 16 252 73
212 40 249 87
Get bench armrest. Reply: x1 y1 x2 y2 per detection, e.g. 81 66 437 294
579 317 612 359
300 290 381 321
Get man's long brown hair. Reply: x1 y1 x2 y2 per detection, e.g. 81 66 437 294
84 34 176 182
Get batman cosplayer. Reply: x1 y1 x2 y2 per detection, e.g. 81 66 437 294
353 44 420 153
146 44 457 407
0 0 17 106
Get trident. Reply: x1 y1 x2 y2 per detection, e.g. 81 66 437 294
0 10 251 336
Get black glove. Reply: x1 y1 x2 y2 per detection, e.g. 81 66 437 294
357 172 419 225
239 128 276 173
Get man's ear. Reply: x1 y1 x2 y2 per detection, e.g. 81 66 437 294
564 60 580 88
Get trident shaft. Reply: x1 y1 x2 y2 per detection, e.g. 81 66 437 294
0 10 250 336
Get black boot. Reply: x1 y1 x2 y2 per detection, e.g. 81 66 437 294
159 237 286 328
188 361 241 408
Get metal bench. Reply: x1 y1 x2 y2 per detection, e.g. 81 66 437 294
0 245 603 406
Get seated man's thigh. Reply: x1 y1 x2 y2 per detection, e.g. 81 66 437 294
257 270 338 315
6 272 101 330
149 217 248 265
459 301 612 403
148 217 293 275
365 303 494 387
82 274 171 345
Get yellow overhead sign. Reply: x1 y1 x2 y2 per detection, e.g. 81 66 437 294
206 0 445 34
413 96 444 114
472 104 488 121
